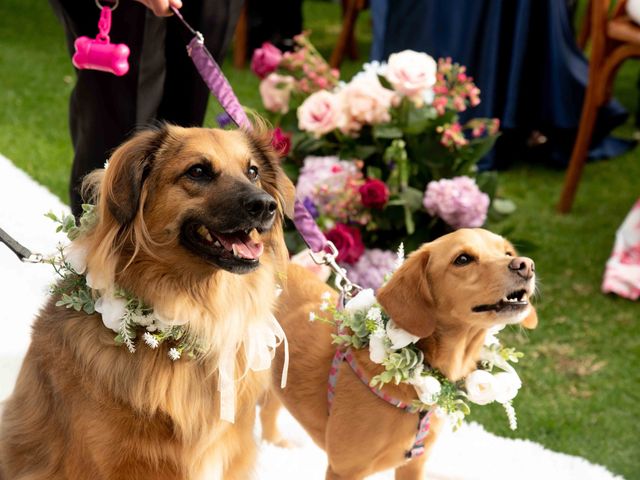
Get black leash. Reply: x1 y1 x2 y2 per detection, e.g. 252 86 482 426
0 227 44 263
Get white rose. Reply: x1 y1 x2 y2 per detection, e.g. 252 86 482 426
386 319 420 350
64 242 87 274
344 288 376 314
465 370 497 405
412 375 441 404
94 294 127 332
385 50 437 106
368 332 386 364
493 371 522 403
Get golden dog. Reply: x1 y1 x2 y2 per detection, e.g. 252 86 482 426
262 228 538 479
0 125 294 480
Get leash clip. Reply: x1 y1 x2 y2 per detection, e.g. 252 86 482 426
308 241 361 298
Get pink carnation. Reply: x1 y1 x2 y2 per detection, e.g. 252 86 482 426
342 248 397 290
251 42 283 78
423 176 489 229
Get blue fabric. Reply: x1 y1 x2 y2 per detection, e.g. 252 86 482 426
371 0 635 169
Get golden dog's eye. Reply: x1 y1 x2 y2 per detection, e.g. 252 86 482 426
506 252 514 257
248 165 259 182
454 254 474 266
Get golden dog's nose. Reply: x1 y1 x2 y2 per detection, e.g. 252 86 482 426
509 256 535 280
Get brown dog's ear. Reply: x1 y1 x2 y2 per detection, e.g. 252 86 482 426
245 129 296 219
521 306 538 329
376 247 437 338
103 127 168 225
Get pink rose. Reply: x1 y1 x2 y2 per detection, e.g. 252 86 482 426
251 42 283 78
341 76 396 133
385 50 437 106
359 179 389 209
259 73 295 114
325 224 365 264
271 127 291 157
297 90 344 137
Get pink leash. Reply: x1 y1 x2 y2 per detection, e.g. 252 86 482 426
170 7 331 257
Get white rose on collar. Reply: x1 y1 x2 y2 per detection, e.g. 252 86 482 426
344 289 376 314
465 370 497 405
64 243 88 274
493 371 522 403
95 295 127 332
368 332 386 364
386 319 420 350
411 374 441 404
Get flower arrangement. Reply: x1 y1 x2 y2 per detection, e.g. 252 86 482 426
46 207 199 360
253 40 514 290
313 279 524 430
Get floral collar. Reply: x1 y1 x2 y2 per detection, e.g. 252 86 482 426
313 253 523 430
47 207 288 423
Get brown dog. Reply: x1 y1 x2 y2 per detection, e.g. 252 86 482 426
262 228 538 479
0 125 295 480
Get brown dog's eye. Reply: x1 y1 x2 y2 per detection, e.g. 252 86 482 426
454 254 474 266
186 165 211 181
248 165 259 182
506 252 514 257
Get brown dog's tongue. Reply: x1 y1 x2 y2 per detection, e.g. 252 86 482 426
215 232 264 260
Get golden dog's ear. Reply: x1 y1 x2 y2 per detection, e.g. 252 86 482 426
104 127 168 225
377 247 437 338
245 129 296 218
521 306 538 329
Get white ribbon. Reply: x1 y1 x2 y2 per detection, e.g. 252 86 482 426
217 314 289 423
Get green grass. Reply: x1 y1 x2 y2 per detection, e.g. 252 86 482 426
1 1 639 478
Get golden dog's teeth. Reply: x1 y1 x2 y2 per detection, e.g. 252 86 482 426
232 244 241 258
214 240 221 248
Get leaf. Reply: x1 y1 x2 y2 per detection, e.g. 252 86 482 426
377 74 393 90
373 125 403 139
366 166 383 180
492 198 517 215
404 106 437 134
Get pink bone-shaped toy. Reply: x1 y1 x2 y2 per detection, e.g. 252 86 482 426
72 6 130 76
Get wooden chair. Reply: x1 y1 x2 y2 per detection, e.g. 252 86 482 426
330 0 367 68
558 0 640 213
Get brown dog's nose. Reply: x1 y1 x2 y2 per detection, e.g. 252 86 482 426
244 192 277 220
509 256 535 279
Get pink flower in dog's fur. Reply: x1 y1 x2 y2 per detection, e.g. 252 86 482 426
423 176 489 229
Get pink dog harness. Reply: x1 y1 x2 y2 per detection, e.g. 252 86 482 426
327 348 432 459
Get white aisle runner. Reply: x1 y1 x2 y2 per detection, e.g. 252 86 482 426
0 153 623 480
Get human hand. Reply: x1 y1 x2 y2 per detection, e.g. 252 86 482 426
135 0 183 17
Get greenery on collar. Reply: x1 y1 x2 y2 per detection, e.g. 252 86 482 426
46 206 200 360
313 286 524 430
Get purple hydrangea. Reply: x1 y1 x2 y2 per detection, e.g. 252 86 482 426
341 248 398 291
423 176 489 229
